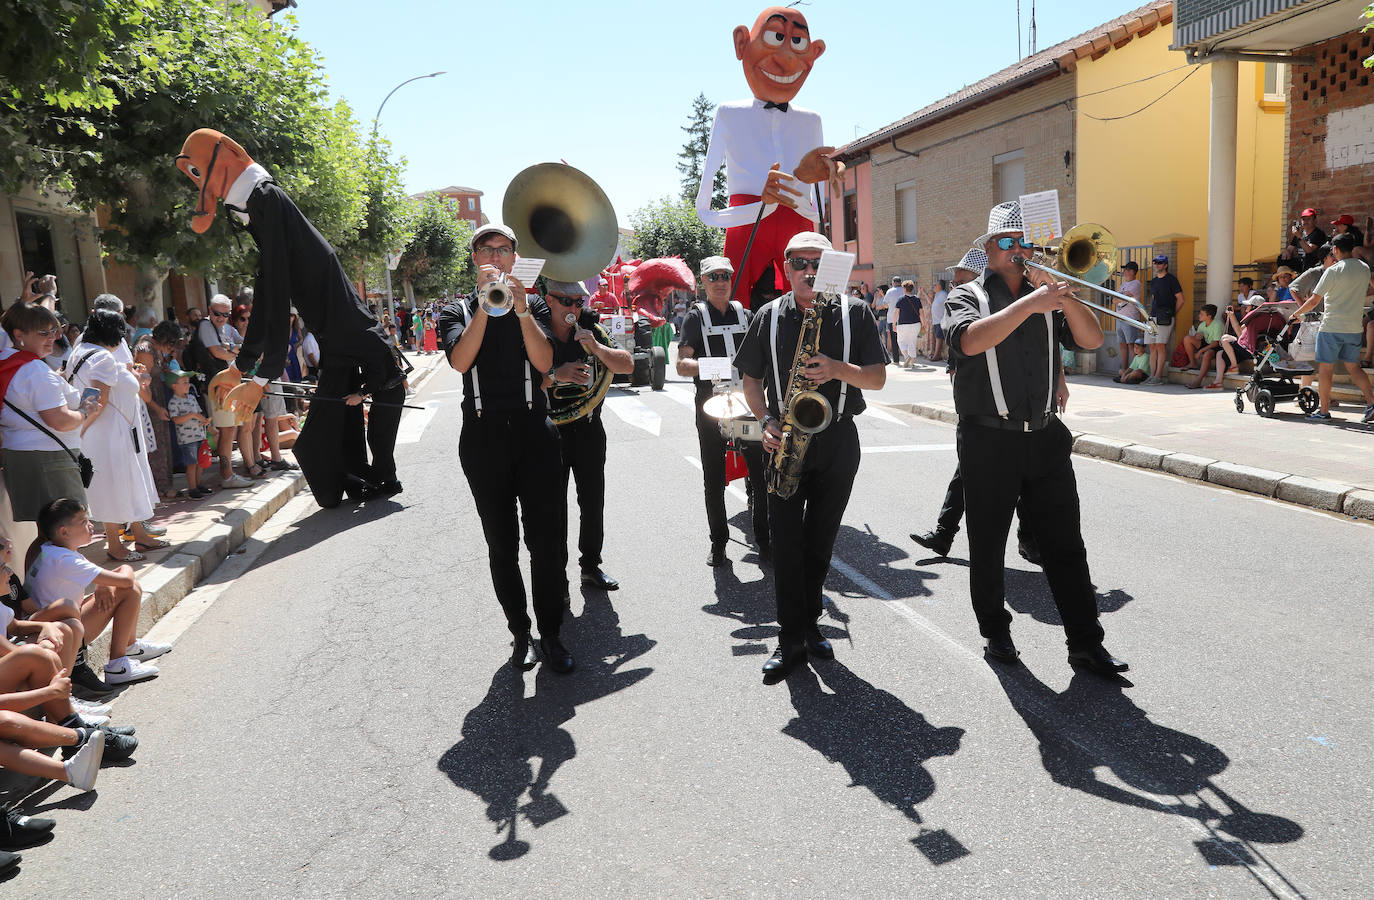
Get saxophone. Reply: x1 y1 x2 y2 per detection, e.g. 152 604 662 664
767 296 835 499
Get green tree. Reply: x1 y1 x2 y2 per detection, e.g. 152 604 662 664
626 196 723 279
340 134 412 273
1364 5 1373 68
394 193 474 300
677 92 726 210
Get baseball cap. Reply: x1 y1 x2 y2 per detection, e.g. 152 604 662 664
1152 254 1169 264
700 255 734 275
1275 266 1296 276
1332 214 1355 226
164 369 193 385
1299 208 1316 217
470 223 518 252
785 232 833 255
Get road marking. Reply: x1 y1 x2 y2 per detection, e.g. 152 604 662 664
396 400 440 445
683 455 748 502
864 443 956 454
604 393 662 436
430 388 464 397
862 406 910 427
662 383 697 408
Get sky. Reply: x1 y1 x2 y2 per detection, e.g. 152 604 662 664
292 0 1148 228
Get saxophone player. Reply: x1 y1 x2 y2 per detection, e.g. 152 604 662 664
542 280 633 593
734 232 887 683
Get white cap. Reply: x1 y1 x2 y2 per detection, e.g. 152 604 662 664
784 231 832 255
700 255 734 275
469 223 517 252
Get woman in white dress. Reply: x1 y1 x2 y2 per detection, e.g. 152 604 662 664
68 310 165 562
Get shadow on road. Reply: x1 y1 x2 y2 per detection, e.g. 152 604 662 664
993 664 1308 896
829 523 940 604
436 591 654 861
783 662 969 864
1002 568 1134 626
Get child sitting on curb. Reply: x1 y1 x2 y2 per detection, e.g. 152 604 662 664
1115 342 1150 384
166 369 212 499
25 498 170 686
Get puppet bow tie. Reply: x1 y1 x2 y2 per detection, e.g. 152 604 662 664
763 101 789 112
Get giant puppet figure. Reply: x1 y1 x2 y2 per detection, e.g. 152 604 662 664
175 129 406 508
696 7 842 309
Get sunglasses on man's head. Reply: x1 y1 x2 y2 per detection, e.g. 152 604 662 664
994 236 1034 251
787 257 822 271
706 271 732 282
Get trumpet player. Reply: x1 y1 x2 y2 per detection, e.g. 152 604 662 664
676 255 770 567
543 280 632 593
943 201 1128 677
438 224 574 675
735 232 887 683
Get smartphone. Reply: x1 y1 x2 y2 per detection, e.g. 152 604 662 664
79 387 99 407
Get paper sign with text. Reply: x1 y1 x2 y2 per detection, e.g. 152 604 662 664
813 250 856 295
509 257 545 287
1018 191 1062 247
696 357 734 381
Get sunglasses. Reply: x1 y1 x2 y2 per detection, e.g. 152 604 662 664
547 294 583 306
706 272 732 282
210 310 228 318
994 236 1034 251
787 257 822 271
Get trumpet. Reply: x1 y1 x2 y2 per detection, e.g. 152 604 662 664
1013 223 1155 335
480 275 514 316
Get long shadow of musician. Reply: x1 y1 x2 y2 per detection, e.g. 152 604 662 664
829 523 939 605
701 518 777 656
437 591 654 861
783 662 970 864
1002 568 1134 627
992 664 1305 880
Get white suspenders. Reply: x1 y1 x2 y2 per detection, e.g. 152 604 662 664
697 301 748 384
768 297 853 417
459 300 534 416
966 282 1055 420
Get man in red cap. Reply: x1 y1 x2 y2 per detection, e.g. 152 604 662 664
1283 208 1328 271
1330 213 1364 253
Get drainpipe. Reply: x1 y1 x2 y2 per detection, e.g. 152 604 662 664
1206 59 1239 309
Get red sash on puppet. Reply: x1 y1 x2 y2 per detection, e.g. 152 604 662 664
724 194 815 310
0 351 40 406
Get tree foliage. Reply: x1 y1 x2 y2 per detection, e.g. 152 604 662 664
394 194 474 299
1364 5 1373 69
677 93 725 210
626 196 723 279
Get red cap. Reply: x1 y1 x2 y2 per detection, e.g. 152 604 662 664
1332 214 1355 226
1300 208 1317 217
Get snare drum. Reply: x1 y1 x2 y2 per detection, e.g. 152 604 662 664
719 416 763 443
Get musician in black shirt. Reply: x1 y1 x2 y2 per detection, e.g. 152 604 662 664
943 201 1128 676
735 232 887 683
677 256 769 567
543 279 632 593
438 224 572 674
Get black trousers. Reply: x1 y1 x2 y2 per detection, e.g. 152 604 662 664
957 419 1104 651
294 362 404 507
935 463 1034 552
459 411 567 639
557 414 606 572
694 405 768 549
768 417 860 645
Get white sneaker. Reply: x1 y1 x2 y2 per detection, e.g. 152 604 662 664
71 698 112 716
63 730 105 791
221 474 253 488
126 638 171 662
76 713 110 727
103 658 159 685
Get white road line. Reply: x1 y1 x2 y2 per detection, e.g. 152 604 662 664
396 400 440 445
662 383 697 408
861 406 910 427
683 455 748 502
864 443 956 454
604 393 662 436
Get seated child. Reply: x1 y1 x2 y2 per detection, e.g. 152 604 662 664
1186 305 1225 387
1117 342 1150 384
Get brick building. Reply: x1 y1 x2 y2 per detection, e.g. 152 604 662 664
411 185 486 230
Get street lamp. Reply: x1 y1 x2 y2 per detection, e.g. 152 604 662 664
369 71 445 331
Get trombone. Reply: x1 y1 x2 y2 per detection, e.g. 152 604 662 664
1013 223 1156 335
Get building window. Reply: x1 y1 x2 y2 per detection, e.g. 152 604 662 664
842 192 858 244
895 181 917 244
467 198 476 211
994 149 1025 204
1262 62 1287 103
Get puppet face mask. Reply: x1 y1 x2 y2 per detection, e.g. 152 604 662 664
733 7 826 105
175 129 254 234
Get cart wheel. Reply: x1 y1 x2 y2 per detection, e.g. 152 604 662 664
650 346 666 391
1255 389 1275 417
1297 387 1319 414
1234 390 1245 413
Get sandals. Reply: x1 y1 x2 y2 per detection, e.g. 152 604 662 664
267 458 299 472
108 550 145 563
1204 382 1224 390
245 462 269 478
133 539 171 551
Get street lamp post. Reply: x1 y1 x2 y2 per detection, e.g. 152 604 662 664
370 71 445 333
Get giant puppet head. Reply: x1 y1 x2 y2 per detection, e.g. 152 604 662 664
174 129 256 234
733 7 826 106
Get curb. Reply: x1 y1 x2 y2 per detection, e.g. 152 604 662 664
87 353 447 668
886 401 1374 523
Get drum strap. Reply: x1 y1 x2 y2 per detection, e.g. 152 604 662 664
698 301 748 385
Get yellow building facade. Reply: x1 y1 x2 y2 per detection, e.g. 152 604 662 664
1074 18 1286 266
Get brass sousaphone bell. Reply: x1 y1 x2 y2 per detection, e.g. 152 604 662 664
502 162 619 424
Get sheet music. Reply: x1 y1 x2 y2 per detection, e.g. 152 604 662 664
813 250 856 295
1018 191 1062 246
696 357 733 381
509 257 545 286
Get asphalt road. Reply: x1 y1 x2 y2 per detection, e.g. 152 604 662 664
12 363 1372 898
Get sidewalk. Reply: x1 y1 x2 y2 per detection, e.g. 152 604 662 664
80 349 449 667
874 360 1374 521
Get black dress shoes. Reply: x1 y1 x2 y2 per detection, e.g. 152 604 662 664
511 632 537 671
1068 645 1130 675
984 635 1020 664
372 479 403 498
804 627 834 659
707 544 728 567
342 475 377 502
761 644 806 683
581 567 619 591
1 810 55 850
540 635 575 674
911 529 954 558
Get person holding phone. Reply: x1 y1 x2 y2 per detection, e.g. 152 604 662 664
0 304 97 521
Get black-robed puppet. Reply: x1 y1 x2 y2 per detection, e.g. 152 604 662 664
176 129 406 507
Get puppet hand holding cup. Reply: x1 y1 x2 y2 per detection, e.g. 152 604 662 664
212 368 262 427
794 146 844 191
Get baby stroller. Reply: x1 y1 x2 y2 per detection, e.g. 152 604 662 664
1234 308 1317 416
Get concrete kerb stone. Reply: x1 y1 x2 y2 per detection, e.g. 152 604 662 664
1161 453 1217 481
1073 435 1130 461
1341 489 1374 520
1206 461 1287 497
1276 476 1352 512
1120 444 1169 470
